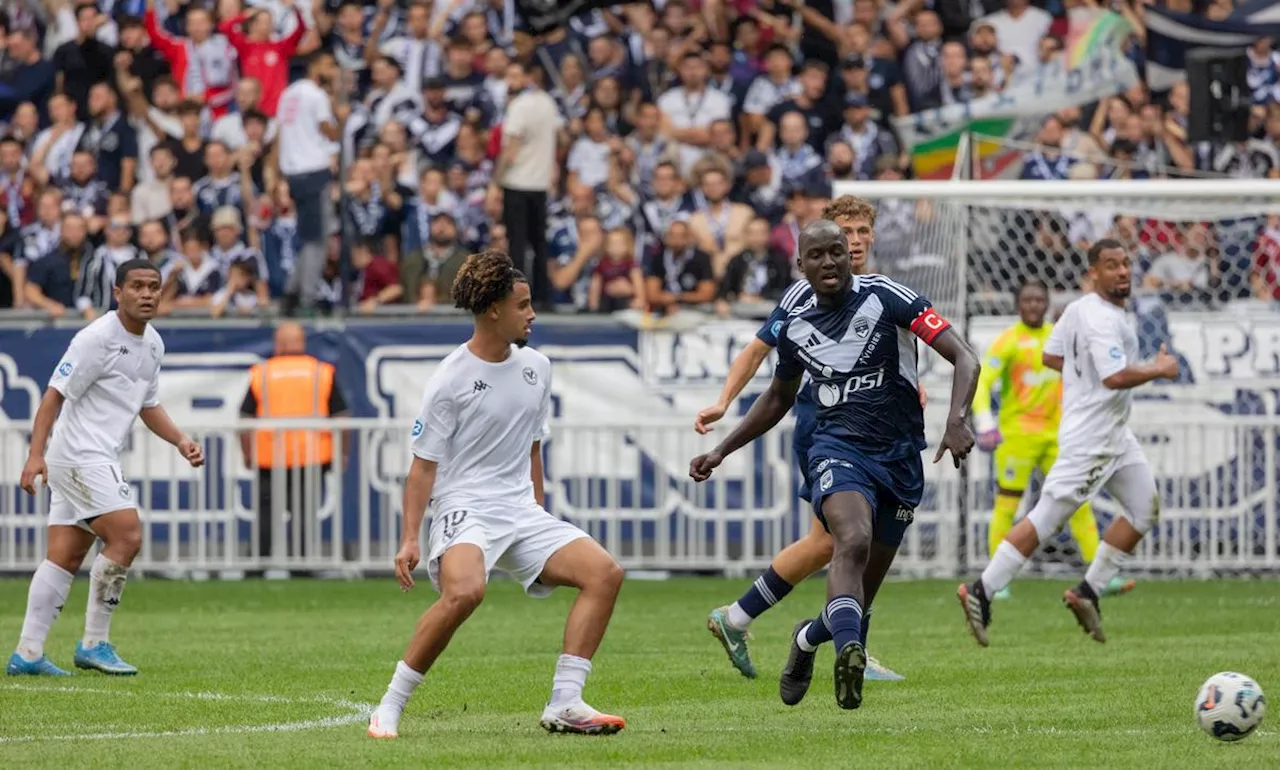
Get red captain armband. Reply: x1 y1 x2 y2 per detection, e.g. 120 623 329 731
910 308 951 345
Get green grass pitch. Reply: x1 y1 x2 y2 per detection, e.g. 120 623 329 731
2 577 1277 768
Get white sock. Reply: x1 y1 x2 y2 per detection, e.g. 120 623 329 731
725 602 752 630
1085 542 1130 597
17 560 74 661
980 541 1028 598
548 653 592 708
795 622 818 653
83 554 129 648
378 660 424 713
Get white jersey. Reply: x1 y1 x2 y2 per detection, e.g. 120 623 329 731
1045 292 1139 455
46 313 165 466
410 343 552 514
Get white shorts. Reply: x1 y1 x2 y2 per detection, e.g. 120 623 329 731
426 503 589 598
46 463 137 532
1034 432 1157 532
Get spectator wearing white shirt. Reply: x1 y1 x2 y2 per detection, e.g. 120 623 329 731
741 45 799 142
211 79 279 150
276 51 343 314
656 51 733 175
982 0 1052 75
567 107 614 190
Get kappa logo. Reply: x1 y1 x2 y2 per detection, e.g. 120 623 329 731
473 380 490 393
853 317 871 339
118 346 130 356
523 367 538 385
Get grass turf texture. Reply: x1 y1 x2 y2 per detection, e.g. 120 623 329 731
1 577 1277 769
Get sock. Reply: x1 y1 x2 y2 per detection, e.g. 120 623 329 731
801 611 834 650
860 605 873 648
549 653 592 708
730 567 794 629
378 660 424 713
980 541 1028 598
1084 542 1129 597
83 554 129 648
1068 502 1100 564
825 595 863 652
988 495 1020 557
17 560 74 661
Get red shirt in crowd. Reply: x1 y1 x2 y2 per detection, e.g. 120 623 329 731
359 254 400 301
218 9 307 116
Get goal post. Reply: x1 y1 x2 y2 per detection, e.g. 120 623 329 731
831 178 1280 577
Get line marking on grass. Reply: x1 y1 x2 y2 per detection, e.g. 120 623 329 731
0 683 374 743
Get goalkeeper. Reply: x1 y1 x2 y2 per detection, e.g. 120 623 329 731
973 280 1135 600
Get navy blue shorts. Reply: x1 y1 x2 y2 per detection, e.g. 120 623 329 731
809 451 924 547
793 401 817 502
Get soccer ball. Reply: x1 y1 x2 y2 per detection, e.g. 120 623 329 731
1195 672 1267 742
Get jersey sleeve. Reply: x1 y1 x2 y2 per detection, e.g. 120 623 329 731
1086 311 1129 380
878 280 952 346
410 371 457 462
773 329 805 383
972 330 1010 421
48 332 105 401
1044 320 1066 357
533 364 552 444
755 304 788 347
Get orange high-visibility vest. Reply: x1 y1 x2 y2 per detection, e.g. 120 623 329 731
249 355 335 469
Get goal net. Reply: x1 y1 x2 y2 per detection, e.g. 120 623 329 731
833 176 1280 577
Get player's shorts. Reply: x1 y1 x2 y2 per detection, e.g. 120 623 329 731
425 503 590 597
993 433 1059 492
46 463 137 532
808 451 924 547
1032 432 1155 531
793 403 818 502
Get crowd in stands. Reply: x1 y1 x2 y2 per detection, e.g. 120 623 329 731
0 0 1279 319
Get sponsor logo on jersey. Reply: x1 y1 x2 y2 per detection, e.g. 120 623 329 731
815 368 885 407
523 367 538 385
411 419 423 437
57 362 73 376
895 505 914 523
770 320 783 338
1109 346 1123 360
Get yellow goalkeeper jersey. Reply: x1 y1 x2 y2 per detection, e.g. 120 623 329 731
972 321 1061 438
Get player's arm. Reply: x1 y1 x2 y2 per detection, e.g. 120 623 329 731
690 343 803 481
1043 320 1065 372
894 295 979 467
694 336 773 434
972 334 1008 438
530 442 545 508
1099 344 1179 389
398 376 457 589
1083 313 1179 389
19 388 65 494
531 367 551 508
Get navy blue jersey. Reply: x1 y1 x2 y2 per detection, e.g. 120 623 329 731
757 279 817 409
775 274 951 461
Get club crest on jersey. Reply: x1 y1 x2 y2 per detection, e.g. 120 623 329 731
118 484 132 500
853 318 871 339
523 367 538 385
57 362 73 376
820 469 834 491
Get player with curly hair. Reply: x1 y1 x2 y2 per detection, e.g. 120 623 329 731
368 250 627 738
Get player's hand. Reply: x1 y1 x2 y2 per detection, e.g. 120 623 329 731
933 417 975 468
178 437 205 468
694 402 727 434
20 455 47 496
689 451 724 482
977 429 1001 452
1154 343 1179 380
394 542 420 591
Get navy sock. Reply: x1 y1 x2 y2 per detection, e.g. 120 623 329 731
826 595 863 651
735 567 794 619
803 611 834 647
860 605 873 648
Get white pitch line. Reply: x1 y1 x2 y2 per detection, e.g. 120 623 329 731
0 683 374 744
